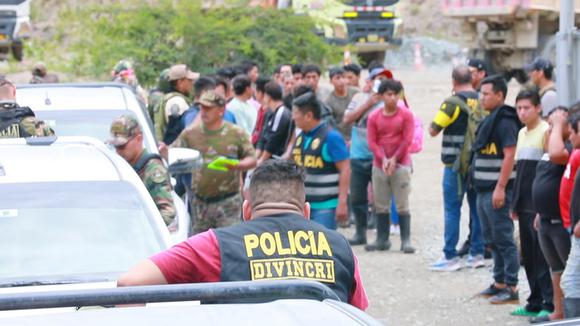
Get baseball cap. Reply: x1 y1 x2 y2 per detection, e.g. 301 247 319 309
329 67 345 79
168 64 200 81
107 115 142 146
525 57 553 73
197 90 226 107
113 60 133 74
368 67 394 80
467 58 488 73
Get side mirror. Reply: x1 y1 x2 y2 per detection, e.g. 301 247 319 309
168 148 202 175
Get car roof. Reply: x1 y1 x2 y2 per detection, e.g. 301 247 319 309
15 83 133 111
0 136 135 183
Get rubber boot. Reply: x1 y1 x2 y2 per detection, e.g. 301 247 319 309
399 213 416 254
364 213 391 251
348 204 368 245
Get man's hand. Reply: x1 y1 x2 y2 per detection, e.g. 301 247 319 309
574 221 580 239
386 158 397 176
366 93 382 107
533 214 540 231
158 141 168 161
492 185 506 209
510 211 518 221
551 109 568 130
336 200 348 223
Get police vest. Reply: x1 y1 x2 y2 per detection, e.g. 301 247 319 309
0 105 36 138
292 124 339 204
440 91 478 165
214 213 355 303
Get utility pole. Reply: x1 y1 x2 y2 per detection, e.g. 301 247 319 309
556 0 579 106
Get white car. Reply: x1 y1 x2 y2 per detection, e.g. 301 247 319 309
0 136 171 295
16 82 191 242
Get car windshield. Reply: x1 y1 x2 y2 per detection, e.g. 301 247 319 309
0 181 165 285
34 110 155 152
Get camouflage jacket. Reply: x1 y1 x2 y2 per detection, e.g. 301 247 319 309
0 105 55 138
134 150 176 226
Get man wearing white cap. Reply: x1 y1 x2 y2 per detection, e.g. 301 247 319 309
154 64 199 145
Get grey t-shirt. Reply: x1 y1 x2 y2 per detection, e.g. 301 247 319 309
325 86 359 139
540 89 558 117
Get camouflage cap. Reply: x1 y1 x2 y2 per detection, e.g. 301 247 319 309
107 115 142 146
113 60 133 74
197 90 226 108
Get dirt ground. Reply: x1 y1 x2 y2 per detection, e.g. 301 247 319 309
340 67 531 326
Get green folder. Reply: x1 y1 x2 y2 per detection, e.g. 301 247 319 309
207 156 240 171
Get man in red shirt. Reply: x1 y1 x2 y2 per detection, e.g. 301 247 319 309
117 160 368 311
366 79 415 253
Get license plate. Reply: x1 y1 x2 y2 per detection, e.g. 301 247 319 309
367 34 378 42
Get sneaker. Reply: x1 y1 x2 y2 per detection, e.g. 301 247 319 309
390 224 400 235
429 257 462 272
466 255 485 269
489 287 519 305
478 284 504 297
510 306 540 317
529 310 552 324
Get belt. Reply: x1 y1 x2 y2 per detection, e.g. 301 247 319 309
195 192 238 203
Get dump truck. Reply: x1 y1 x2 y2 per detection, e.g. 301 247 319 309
441 0 580 82
290 0 403 66
0 0 31 61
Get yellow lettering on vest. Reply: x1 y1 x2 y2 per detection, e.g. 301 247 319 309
274 232 291 255
252 262 265 279
272 261 285 277
481 143 498 155
314 261 326 279
305 262 315 278
308 231 317 254
288 231 297 255
260 232 276 256
294 155 303 166
264 261 273 278
244 234 259 257
303 155 324 168
293 260 304 276
316 232 333 256
0 124 19 138
326 262 334 281
295 231 310 255
285 260 294 277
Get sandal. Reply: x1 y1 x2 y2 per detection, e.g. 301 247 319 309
510 306 538 317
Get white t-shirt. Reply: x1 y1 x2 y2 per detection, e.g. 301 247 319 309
226 97 258 136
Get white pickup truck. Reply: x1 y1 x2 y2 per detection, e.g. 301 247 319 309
0 0 31 61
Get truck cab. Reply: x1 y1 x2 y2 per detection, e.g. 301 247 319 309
0 0 31 61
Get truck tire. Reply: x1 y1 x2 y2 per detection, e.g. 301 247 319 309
11 40 23 62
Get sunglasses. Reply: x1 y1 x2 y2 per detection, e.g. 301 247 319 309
114 136 135 150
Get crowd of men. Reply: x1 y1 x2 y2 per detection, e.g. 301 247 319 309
428 57 580 323
2 55 580 321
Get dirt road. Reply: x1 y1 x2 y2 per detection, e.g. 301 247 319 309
342 67 530 325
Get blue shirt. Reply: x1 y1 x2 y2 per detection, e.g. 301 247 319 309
181 105 237 130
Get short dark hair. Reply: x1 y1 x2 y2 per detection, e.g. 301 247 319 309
481 75 508 99
213 76 229 93
255 77 271 94
264 81 283 101
569 112 580 134
216 66 237 80
292 64 303 75
515 90 540 106
232 75 252 96
194 76 216 98
240 60 258 74
343 63 362 76
292 86 321 120
249 160 305 210
452 65 472 85
378 79 403 94
301 64 321 76
548 105 569 117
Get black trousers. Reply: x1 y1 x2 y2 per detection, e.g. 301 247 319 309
519 211 554 312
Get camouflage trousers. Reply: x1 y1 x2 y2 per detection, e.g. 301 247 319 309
191 193 242 234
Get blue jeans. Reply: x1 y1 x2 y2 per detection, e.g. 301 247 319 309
477 189 519 286
310 208 337 230
442 167 484 259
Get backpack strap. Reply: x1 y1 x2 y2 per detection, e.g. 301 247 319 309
133 152 163 174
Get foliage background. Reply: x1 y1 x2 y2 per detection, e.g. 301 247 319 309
31 0 341 86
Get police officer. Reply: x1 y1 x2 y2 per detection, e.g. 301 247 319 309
108 114 176 227
118 160 368 311
0 79 53 138
154 64 198 145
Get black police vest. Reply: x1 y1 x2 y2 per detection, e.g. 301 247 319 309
292 124 340 204
0 105 36 138
214 213 355 303
440 91 477 165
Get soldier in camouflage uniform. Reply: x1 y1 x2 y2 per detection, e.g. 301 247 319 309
171 90 257 234
111 60 149 109
147 68 170 122
108 115 176 227
0 79 54 138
